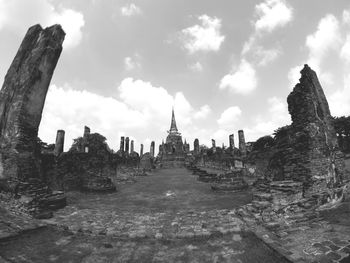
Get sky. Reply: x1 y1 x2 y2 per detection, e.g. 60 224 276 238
1 0 350 153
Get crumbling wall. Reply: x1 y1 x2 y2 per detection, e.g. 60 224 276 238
267 65 346 202
0 25 65 192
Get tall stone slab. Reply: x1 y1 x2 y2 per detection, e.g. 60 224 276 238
140 144 144 156
268 65 345 200
0 24 65 190
130 140 134 153
150 141 155 158
212 139 216 153
229 134 235 150
125 137 129 154
54 130 65 156
120 136 125 152
194 138 199 155
83 126 90 138
238 130 246 157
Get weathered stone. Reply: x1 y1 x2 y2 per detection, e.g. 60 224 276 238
194 139 199 155
212 139 216 153
125 137 130 154
140 144 143 156
238 130 247 157
54 130 65 157
229 134 235 151
0 24 65 199
150 141 155 158
130 140 134 153
159 109 185 167
83 126 90 137
267 65 345 202
120 136 125 153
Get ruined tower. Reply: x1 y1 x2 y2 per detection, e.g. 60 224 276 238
54 130 65 156
238 130 246 157
120 136 125 152
212 139 216 153
0 24 65 189
140 144 144 156
229 134 235 151
125 137 130 154
267 65 346 199
194 138 199 155
130 140 134 153
150 141 155 157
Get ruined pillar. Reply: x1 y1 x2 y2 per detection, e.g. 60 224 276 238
212 139 216 153
194 139 199 155
238 130 246 157
0 24 65 189
130 140 134 153
83 126 90 138
150 141 155 158
229 134 235 150
267 64 346 198
54 130 65 156
120 136 125 152
125 137 130 154
140 144 144 156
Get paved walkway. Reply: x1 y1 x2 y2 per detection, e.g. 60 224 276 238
0 168 289 263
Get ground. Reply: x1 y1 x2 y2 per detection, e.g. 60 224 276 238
0 168 289 263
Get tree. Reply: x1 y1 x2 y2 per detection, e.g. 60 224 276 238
252 135 274 151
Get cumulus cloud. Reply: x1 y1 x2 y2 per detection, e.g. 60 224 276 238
124 53 141 70
39 79 212 151
189 62 203 72
288 14 341 88
121 3 142 16
219 60 257 95
181 15 225 53
254 0 293 33
0 0 85 49
194 105 211 119
244 96 290 140
217 106 242 128
306 14 341 69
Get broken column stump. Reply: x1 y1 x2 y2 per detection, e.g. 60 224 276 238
0 24 66 217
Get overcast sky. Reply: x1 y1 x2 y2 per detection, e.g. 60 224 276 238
1 0 350 152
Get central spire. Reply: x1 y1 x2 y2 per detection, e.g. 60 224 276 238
168 107 180 135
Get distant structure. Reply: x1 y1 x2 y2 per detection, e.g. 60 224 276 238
159 108 186 167
54 130 65 156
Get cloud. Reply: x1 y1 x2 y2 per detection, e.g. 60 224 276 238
0 0 85 49
217 106 242 128
194 105 211 119
181 14 225 53
121 3 142 16
288 14 341 88
219 59 257 95
124 53 141 70
254 0 293 33
254 46 282 66
39 80 216 151
244 96 290 140
189 62 203 72
305 14 341 69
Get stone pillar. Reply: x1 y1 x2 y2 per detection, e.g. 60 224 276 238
140 144 144 156
54 130 65 156
83 126 90 138
238 130 246 157
150 141 155 157
229 134 235 150
212 139 216 153
120 136 125 152
194 139 199 155
125 137 130 154
130 140 134 153
0 24 65 188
